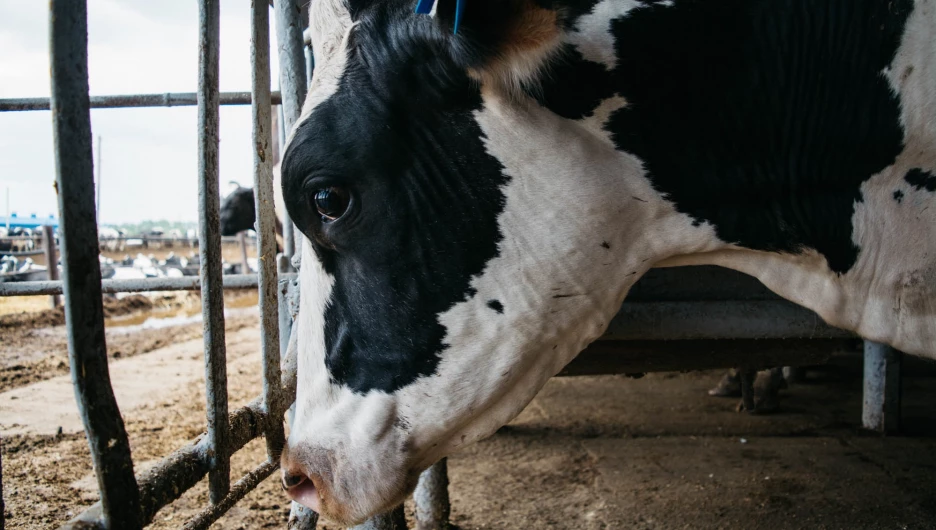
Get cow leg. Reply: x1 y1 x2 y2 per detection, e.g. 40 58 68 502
708 368 742 397
737 368 757 412
752 367 786 413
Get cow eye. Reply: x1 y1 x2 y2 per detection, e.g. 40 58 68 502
313 187 351 222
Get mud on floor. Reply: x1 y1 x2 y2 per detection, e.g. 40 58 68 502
0 290 259 392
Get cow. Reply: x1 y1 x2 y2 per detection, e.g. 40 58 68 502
277 0 936 524
219 185 259 237
219 182 288 252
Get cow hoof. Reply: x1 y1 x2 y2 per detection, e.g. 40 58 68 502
737 369 785 414
709 370 742 397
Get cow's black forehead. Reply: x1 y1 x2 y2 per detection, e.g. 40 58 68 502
282 6 510 394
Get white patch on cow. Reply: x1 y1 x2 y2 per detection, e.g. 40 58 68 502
394 92 723 469
564 0 642 69
578 95 628 147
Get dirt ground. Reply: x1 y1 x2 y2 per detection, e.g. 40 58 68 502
1 297 935 529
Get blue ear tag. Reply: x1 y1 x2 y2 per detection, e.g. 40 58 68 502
414 0 465 34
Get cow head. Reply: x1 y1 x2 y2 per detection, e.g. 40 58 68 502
279 0 679 524
219 185 256 236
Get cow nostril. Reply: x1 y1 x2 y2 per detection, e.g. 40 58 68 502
282 472 306 490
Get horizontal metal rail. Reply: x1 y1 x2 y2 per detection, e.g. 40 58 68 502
96 236 251 242
604 300 853 340
0 91 282 111
0 249 45 257
0 273 276 296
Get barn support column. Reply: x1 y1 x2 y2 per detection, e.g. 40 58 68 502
862 341 902 433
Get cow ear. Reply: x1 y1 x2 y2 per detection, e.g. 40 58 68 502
422 0 560 80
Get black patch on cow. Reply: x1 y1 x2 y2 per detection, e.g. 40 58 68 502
529 43 616 120
893 190 904 203
905 168 936 192
487 299 504 313
282 3 510 394
536 0 913 275
600 241 610 249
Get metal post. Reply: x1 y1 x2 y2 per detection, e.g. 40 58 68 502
252 0 286 458
1 435 5 530
415 459 451 530
273 4 317 526
197 0 231 504
274 0 306 268
0 91 282 111
95 135 102 224
237 231 251 273
49 1 142 527
42 225 60 308
738 367 756 412
862 341 902 433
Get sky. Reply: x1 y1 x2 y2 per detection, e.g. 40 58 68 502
0 0 284 224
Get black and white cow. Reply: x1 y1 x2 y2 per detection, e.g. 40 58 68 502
278 0 935 523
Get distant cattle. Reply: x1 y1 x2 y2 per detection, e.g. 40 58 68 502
278 0 936 524
219 183 286 250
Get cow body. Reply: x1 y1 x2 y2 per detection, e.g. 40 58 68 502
280 0 935 523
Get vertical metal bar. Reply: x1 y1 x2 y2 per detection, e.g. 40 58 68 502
415 459 450 530
252 0 286 457
274 5 316 527
862 341 902 433
49 1 142 527
197 0 231 504
42 225 61 308
1 435 5 530
95 135 102 224
288 504 319 530
238 231 251 273
738 367 756 412
274 0 306 267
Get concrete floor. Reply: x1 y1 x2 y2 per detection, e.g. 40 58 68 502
445 352 936 529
